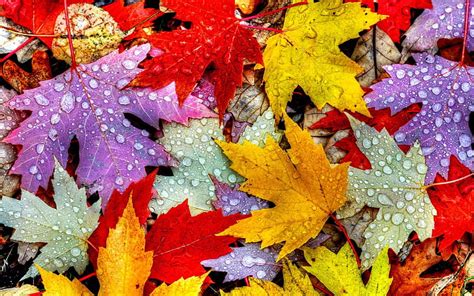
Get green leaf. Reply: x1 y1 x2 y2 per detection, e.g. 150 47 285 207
303 244 392 296
337 115 436 269
151 110 280 215
0 160 100 279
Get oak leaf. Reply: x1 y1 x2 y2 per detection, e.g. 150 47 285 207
217 113 349 260
263 0 384 119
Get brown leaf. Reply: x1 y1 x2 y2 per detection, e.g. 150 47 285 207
1 51 52 93
351 26 401 87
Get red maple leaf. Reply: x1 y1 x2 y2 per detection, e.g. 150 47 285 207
0 0 92 47
346 0 432 42
429 156 474 250
88 170 157 267
310 105 420 169
103 0 161 32
130 0 263 119
145 200 244 283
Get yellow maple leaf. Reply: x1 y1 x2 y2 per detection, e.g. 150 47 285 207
96 196 153 296
36 265 92 296
150 273 208 296
303 244 392 296
220 260 320 296
263 0 385 119
217 113 348 260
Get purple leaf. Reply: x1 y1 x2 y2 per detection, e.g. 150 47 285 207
403 0 474 53
5 44 214 205
211 176 268 215
365 54 474 182
201 243 279 282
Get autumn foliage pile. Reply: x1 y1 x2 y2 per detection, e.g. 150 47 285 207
0 0 473 295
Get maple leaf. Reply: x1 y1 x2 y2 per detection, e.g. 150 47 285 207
88 170 157 267
303 244 392 296
217 113 349 260
263 0 384 119
429 156 474 250
145 200 244 283
5 44 214 204
402 0 474 55
151 109 279 215
365 54 474 182
0 0 92 47
0 160 100 279
388 238 458 296
337 115 436 270
96 196 153 295
310 105 420 169
346 0 432 43
130 0 262 119
201 243 279 282
221 259 320 295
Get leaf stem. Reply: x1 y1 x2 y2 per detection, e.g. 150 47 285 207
423 172 474 190
63 0 77 69
329 213 361 268
0 36 35 63
127 10 163 32
0 26 58 37
460 0 471 65
313 281 334 296
240 1 308 22
78 272 97 282
241 24 284 33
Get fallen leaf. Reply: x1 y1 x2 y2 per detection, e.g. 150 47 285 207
365 54 474 182
152 109 279 215
402 0 473 57
304 244 392 296
217 113 349 260
130 0 263 119
145 200 244 283
0 160 100 279
88 171 157 268
337 115 435 270
5 44 213 205
263 0 384 119
36 265 93 296
96 196 153 295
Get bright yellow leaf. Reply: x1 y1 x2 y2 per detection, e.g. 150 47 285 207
217 113 348 260
96 196 153 296
263 0 385 118
303 244 392 296
220 260 320 296
36 265 92 296
150 273 208 296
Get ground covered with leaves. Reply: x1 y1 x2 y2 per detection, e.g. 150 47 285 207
0 0 473 295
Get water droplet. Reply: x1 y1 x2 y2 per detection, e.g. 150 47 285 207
391 213 404 225
134 142 144 150
115 177 124 185
122 60 136 69
116 134 125 144
406 205 415 214
416 163 427 174
34 94 49 106
29 165 38 174
88 79 99 89
50 113 60 125
70 248 81 257
118 96 130 105
377 194 394 206
256 270 266 278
